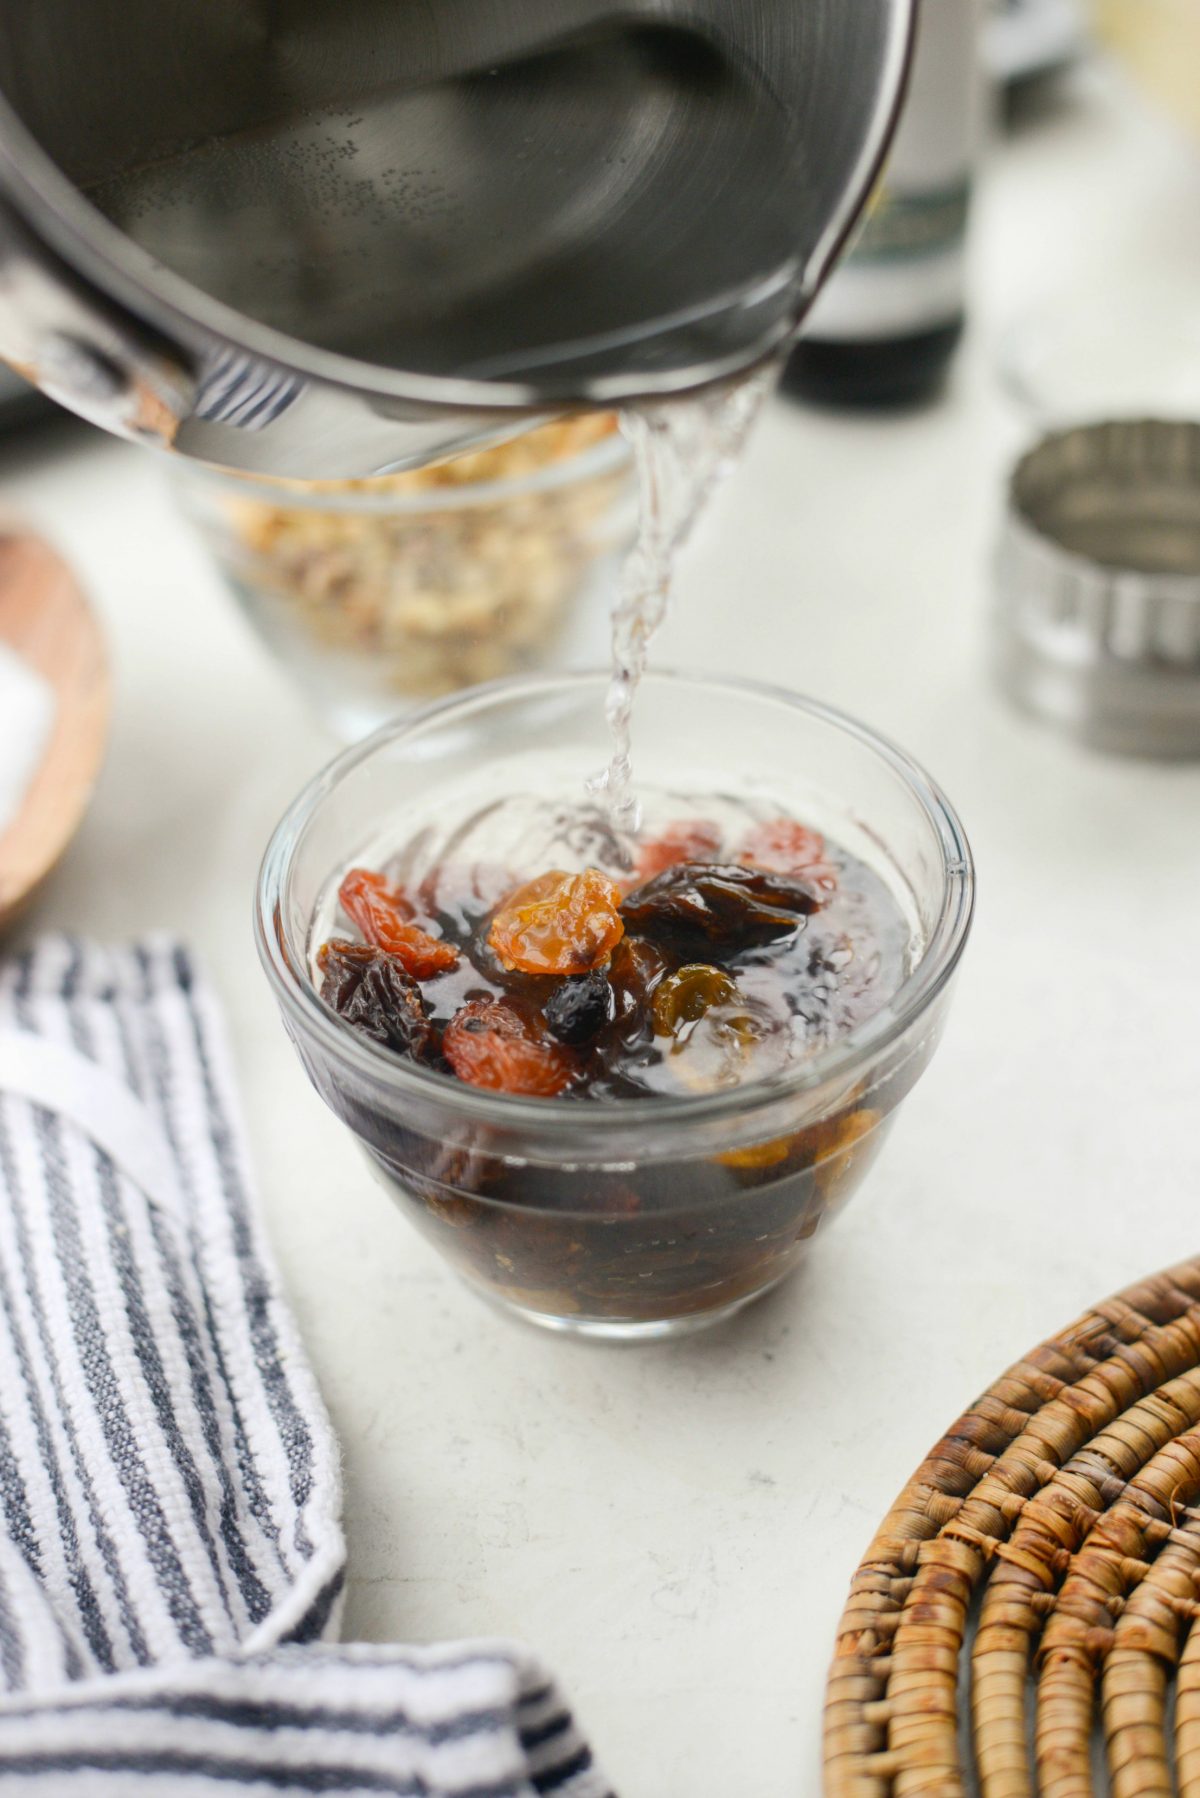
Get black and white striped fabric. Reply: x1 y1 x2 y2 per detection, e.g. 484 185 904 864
0 937 608 1797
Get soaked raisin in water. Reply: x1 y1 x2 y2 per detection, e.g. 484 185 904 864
312 793 910 1101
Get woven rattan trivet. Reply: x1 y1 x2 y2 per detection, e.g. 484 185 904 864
824 1255 1200 1798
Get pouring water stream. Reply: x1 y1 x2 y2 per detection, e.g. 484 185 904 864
589 360 783 853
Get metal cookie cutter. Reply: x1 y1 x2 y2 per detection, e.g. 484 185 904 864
994 418 1200 756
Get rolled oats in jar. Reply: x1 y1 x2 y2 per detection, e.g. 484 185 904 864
178 414 633 736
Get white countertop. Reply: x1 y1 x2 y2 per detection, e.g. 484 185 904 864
6 61 1200 1798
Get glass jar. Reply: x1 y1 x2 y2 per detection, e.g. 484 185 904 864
175 418 634 741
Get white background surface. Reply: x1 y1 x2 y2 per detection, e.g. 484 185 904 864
4 61 1200 1798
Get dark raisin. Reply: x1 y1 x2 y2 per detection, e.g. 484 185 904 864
317 938 376 1011
608 937 671 1011
620 862 819 953
318 939 436 1062
544 968 616 1045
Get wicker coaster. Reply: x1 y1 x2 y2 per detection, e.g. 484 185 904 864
824 1256 1200 1797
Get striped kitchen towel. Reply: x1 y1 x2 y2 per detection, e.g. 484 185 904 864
0 936 609 1797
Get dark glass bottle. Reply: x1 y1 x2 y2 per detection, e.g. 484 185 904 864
783 0 983 410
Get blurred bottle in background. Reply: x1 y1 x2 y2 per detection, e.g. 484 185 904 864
782 0 987 410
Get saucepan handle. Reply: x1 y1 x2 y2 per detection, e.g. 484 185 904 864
0 189 196 447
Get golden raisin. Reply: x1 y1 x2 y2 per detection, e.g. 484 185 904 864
811 1108 882 1200
338 868 458 978
442 999 574 1097
489 868 625 976
652 964 741 1041
653 967 768 1093
716 1137 794 1171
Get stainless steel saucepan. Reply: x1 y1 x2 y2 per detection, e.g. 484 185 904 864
0 0 914 476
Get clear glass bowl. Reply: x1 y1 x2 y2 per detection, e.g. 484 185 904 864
174 421 635 741
255 672 974 1340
